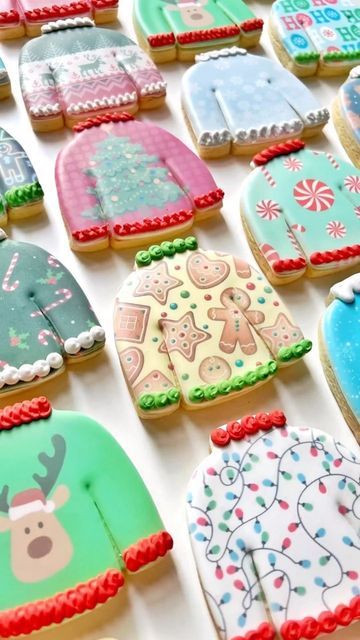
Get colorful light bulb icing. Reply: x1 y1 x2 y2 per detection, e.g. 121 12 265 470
114 236 311 419
56 113 224 251
181 47 329 158
0 232 105 396
19 18 167 132
333 66 360 168
187 411 360 640
240 140 360 285
0 397 172 636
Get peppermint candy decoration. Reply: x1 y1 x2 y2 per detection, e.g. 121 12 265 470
344 175 360 194
293 179 335 212
326 220 346 239
256 199 281 221
283 156 303 172
354 205 360 219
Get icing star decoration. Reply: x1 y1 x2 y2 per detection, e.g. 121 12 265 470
259 312 303 353
134 262 183 304
160 311 210 362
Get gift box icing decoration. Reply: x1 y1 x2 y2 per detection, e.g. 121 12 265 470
56 113 224 252
181 47 329 159
114 236 311 419
0 58 11 100
240 140 360 285
187 411 360 640
19 18 167 133
0 0 118 40
0 232 106 396
0 397 172 635
133 0 263 63
333 66 360 168
270 0 360 77
320 273 360 442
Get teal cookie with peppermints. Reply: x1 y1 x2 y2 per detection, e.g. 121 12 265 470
114 236 311 419
0 231 106 396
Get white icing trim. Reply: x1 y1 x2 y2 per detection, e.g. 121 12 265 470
235 119 302 144
304 108 329 127
198 129 232 146
30 103 62 117
195 46 247 63
9 500 55 522
64 325 105 355
0 353 64 388
0 70 9 80
330 274 360 303
41 17 94 34
66 93 137 114
140 81 167 97
0 229 7 241
349 65 360 79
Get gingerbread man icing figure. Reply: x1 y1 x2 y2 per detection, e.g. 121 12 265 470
114 237 311 418
187 411 360 640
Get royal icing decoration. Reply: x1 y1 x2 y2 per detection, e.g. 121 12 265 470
182 48 329 156
335 66 360 164
241 141 360 282
187 412 360 640
134 0 263 62
0 1 118 39
55 113 223 250
0 57 10 95
0 397 172 635
19 19 166 129
271 0 360 75
0 233 105 395
114 237 311 418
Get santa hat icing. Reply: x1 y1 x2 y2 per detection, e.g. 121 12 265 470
9 489 55 521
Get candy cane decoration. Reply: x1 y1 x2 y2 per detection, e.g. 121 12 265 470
2 252 20 292
326 153 339 170
287 229 304 258
47 254 61 268
38 330 62 346
31 288 73 318
260 166 276 187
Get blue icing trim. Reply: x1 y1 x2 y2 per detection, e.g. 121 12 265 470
339 68 360 143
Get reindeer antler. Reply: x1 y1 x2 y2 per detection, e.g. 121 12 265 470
0 485 9 514
33 435 66 497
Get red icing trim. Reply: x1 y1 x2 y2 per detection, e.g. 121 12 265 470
148 33 176 48
177 25 240 44
310 244 360 265
0 568 124 636
280 595 360 639
92 0 118 7
194 188 224 210
273 257 307 274
73 112 134 133
72 224 109 243
24 2 90 21
231 621 275 640
123 531 173 572
240 18 264 33
211 411 287 446
0 10 20 25
113 210 193 237
0 397 52 430
252 140 305 166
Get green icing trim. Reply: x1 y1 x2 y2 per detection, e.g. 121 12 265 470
323 50 360 62
5 181 44 208
294 52 320 64
135 236 198 267
188 360 278 404
138 387 180 411
278 339 312 363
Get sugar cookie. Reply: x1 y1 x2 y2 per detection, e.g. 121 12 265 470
56 113 223 251
181 47 329 158
114 236 311 419
0 1 118 40
0 397 172 636
333 66 360 168
187 411 360 640
240 140 360 285
19 18 167 132
0 58 11 100
133 0 263 63
320 273 360 442
0 231 106 396
0 128 44 223
270 0 360 78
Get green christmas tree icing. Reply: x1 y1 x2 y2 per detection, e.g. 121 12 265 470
82 135 184 221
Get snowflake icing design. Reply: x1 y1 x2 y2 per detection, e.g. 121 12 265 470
326 220 346 239
344 175 360 194
283 156 303 172
256 200 281 221
293 179 335 212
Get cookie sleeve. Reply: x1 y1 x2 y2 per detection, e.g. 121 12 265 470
216 0 254 23
133 0 173 43
114 38 166 100
19 54 60 121
272 63 328 128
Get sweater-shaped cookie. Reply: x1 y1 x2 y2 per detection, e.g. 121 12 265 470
19 18 167 133
0 128 44 223
56 113 224 252
114 237 311 419
240 140 360 285
270 0 360 78
0 397 172 636
181 47 329 159
0 0 118 40
320 274 360 442
133 0 263 63
333 67 360 168
187 411 360 640
0 231 105 396
0 57 11 100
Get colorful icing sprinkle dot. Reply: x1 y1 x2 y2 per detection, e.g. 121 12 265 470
181 290 190 298
257 297 265 304
203 324 209 330
246 283 255 290
264 286 272 293
182 373 189 381
170 303 178 310
235 360 244 368
152 337 158 343
257 276 263 280
190 303 197 309
204 294 212 301
274 301 279 307
174 265 181 270
161 312 167 318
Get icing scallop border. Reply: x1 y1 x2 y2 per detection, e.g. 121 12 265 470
195 46 247 63
63 325 105 354
67 92 137 115
0 353 63 388
41 17 94 33
30 103 62 117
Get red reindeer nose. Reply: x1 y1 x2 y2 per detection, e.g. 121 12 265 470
27 536 53 559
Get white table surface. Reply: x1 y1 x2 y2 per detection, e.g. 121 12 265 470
0 2 359 639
